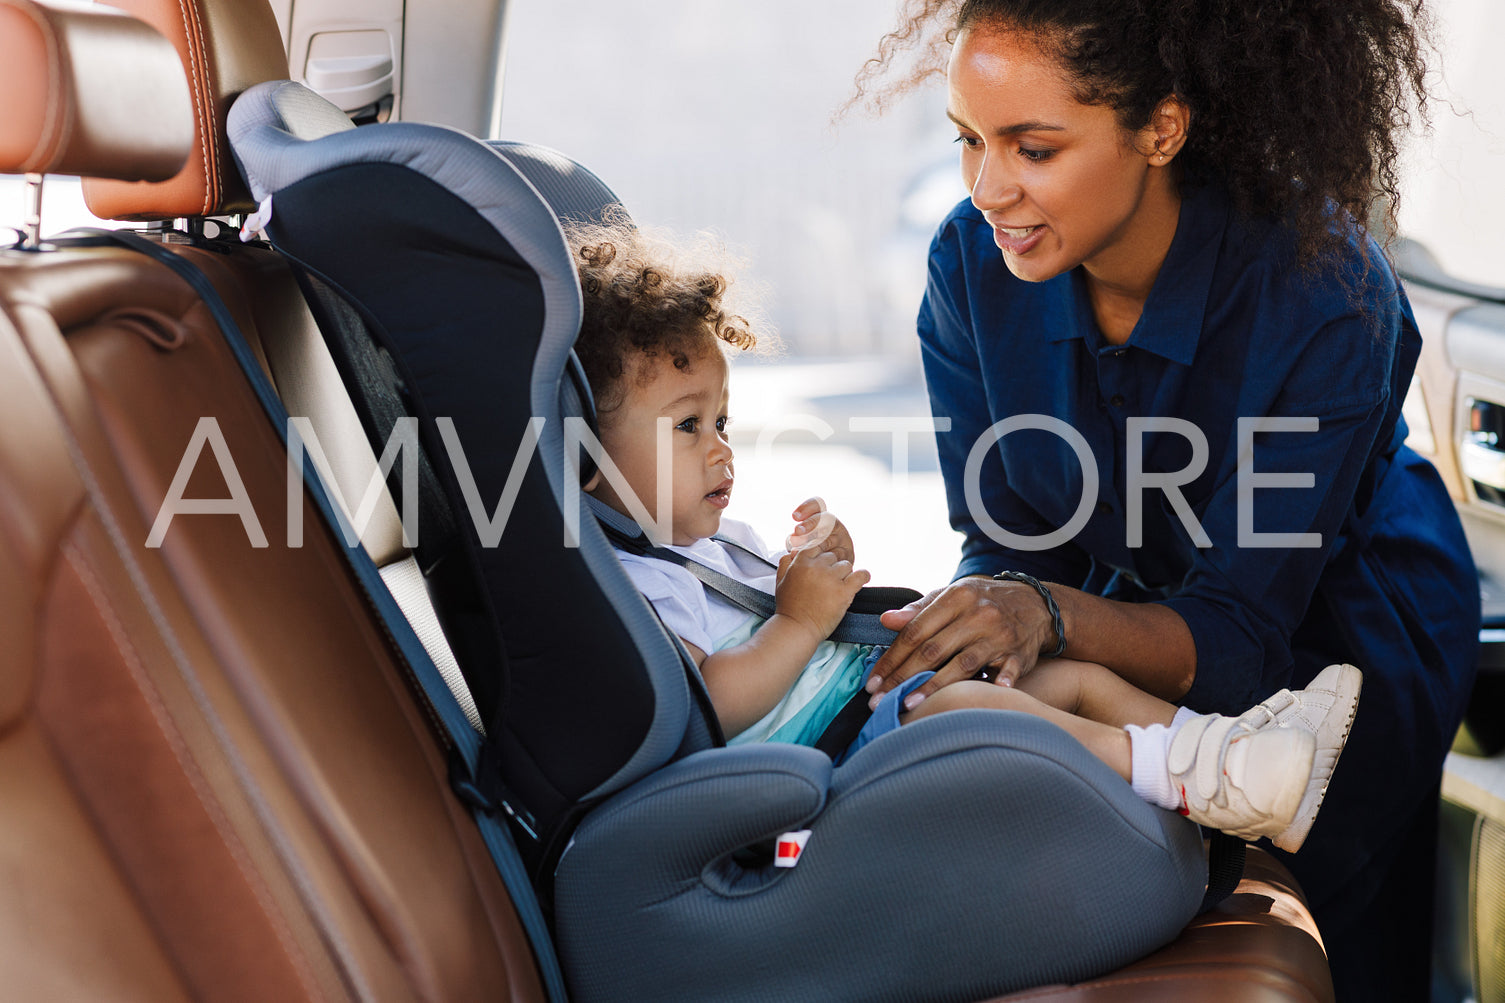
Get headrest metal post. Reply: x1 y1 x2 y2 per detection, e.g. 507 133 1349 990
22 174 44 251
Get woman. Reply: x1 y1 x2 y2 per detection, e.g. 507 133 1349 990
857 2 1478 999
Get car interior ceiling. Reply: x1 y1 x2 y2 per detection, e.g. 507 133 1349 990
18 0 1493 1000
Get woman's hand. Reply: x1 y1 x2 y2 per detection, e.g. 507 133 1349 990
785 496 854 564
864 577 1058 710
774 547 870 643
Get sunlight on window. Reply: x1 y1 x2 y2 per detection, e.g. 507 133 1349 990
500 0 964 356
500 0 967 588
1396 0 1505 288
0 175 130 240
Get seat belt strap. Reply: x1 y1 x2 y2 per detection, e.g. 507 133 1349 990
62 228 569 1003
812 689 878 759
1199 831 1246 912
644 544 902 645
601 517 909 647
703 534 925 616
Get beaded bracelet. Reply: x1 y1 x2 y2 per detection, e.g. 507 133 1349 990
993 571 1067 658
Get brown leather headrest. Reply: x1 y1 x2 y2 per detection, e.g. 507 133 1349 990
83 0 289 221
0 0 192 182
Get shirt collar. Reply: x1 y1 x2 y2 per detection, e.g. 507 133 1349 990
1046 183 1228 366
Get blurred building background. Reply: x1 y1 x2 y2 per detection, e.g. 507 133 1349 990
497 0 966 357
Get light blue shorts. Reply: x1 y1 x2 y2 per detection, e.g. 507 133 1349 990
838 669 936 764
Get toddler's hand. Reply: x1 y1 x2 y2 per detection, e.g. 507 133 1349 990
774 547 871 642
786 496 855 565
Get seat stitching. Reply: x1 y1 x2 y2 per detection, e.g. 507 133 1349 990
174 0 212 214
182 0 217 214
61 541 327 1002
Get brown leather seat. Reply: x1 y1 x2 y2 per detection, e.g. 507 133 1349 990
0 2 543 999
987 849 1333 1001
0 1 1334 1000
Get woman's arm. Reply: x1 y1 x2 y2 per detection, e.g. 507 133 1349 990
870 578 1195 708
871 216 1113 705
878 221 1401 712
870 385 1391 709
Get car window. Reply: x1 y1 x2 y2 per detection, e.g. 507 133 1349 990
1397 0 1505 289
0 176 130 239
3 0 1494 591
500 0 966 588
500 0 1504 589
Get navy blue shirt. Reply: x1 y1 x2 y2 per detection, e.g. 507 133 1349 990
920 183 1478 915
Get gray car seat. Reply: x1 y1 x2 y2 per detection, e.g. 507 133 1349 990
227 79 1209 1002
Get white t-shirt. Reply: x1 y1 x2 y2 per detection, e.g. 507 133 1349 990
614 518 877 746
614 518 777 656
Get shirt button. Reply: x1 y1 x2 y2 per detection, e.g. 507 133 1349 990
1109 394 1126 407
1113 349 1126 357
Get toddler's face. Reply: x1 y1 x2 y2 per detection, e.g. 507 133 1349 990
588 348 733 546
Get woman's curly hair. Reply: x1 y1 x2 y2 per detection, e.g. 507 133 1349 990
565 217 759 414
853 0 1434 271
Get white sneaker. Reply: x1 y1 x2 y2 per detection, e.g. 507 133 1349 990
1237 663 1363 853
1167 712 1315 843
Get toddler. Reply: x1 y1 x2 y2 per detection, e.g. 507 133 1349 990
570 220 1359 852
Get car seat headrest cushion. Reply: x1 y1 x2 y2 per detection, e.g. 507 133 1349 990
0 0 193 182
83 0 289 221
269 82 358 142
485 142 626 229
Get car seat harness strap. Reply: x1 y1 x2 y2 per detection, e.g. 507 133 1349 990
598 521 929 756
608 528 914 647
1200 831 1245 912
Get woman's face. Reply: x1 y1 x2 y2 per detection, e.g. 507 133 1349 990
947 25 1175 286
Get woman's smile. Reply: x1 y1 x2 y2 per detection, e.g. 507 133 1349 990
990 222 1047 255
947 25 1182 303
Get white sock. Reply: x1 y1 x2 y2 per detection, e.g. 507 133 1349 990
1127 707 1200 812
1170 705 1198 735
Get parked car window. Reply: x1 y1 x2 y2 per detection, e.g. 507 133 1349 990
500 0 967 587
0 176 129 238
4 0 1494 589
1397 0 1505 288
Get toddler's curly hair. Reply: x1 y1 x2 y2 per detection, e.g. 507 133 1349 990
566 217 758 415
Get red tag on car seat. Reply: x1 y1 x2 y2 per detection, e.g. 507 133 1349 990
774 830 812 868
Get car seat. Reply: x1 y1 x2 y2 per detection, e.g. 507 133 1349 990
222 69 1227 1000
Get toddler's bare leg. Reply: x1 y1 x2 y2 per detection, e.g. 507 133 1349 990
1015 658 1178 729
906 681 1133 782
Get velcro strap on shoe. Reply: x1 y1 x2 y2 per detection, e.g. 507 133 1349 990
1239 688 1296 730
1166 713 1211 778
1197 717 1240 805
1168 714 1244 807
